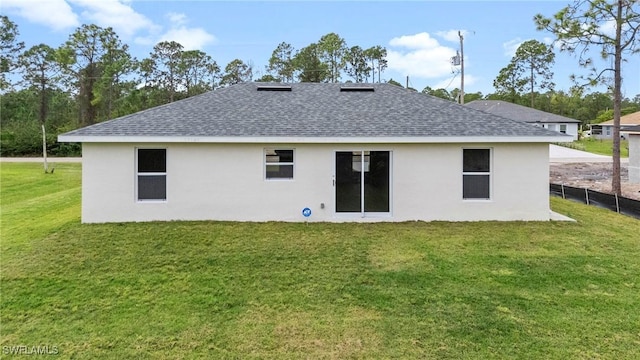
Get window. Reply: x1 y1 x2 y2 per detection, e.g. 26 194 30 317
463 149 491 200
335 151 390 213
560 124 567 134
265 149 294 179
137 149 166 201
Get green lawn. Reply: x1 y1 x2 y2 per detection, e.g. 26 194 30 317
572 138 629 157
2 163 639 359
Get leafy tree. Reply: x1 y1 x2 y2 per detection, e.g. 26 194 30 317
256 74 279 82
94 36 135 119
516 40 555 107
135 57 158 109
535 0 640 195
0 15 24 91
594 107 639 122
492 62 523 103
464 92 484 103
293 43 328 83
18 44 63 171
207 61 222 89
582 91 613 121
0 87 77 157
178 50 216 96
266 42 295 82
149 41 184 103
364 45 388 83
57 24 126 126
221 59 252 86
493 40 555 107
422 86 452 100
387 78 403 87
318 33 347 83
344 46 370 83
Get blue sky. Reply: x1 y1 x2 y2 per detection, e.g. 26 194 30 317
3 0 639 97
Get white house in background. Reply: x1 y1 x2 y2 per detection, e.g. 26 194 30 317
589 111 640 139
625 125 640 184
58 83 569 224
466 100 581 141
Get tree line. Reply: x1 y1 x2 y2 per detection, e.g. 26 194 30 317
1 9 638 157
0 16 392 156
423 37 638 125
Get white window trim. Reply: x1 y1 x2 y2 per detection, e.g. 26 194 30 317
135 148 167 203
462 148 492 201
264 148 295 181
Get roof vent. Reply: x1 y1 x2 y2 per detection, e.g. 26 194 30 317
257 85 292 91
340 86 374 92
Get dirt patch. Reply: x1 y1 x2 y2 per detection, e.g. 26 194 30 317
550 162 640 201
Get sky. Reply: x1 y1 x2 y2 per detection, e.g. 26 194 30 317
2 0 639 98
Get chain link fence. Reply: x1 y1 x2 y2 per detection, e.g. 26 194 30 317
550 183 640 220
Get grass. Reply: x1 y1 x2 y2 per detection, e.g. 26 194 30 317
2 162 640 359
572 138 629 157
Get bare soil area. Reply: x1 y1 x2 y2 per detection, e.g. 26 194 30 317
550 162 640 200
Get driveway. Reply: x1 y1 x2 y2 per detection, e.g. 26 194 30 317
549 144 628 163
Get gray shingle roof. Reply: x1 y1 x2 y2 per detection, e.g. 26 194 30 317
60 83 566 139
466 100 581 124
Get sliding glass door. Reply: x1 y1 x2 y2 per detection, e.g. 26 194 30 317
335 151 390 214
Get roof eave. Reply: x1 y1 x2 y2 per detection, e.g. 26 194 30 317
58 135 572 144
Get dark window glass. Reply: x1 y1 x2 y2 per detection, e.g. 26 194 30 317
265 149 294 179
138 175 166 200
266 165 294 179
335 151 362 212
336 151 390 213
463 175 490 199
265 149 293 163
463 149 490 200
364 151 390 212
137 149 166 201
138 149 166 173
463 149 490 172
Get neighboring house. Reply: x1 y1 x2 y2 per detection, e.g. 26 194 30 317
58 83 569 223
625 125 640 184
465 100 581 141
589 111 640 139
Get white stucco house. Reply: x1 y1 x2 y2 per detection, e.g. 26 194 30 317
589 111 640 139
466 100 581 141
58 83 570 223
626 125 640 184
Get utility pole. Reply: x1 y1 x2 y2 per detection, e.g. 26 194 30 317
406 75 409 88
459 30 465 104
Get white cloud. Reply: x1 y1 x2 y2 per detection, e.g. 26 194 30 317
70 0 158 38
435 29 468 43
159 27 216 50
389 32 440 49
387 32 458 79
2 0 159 38
2 0 79 31
599 19 617 37
166 12 188 27
153 12 216 50
502 37 522 57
